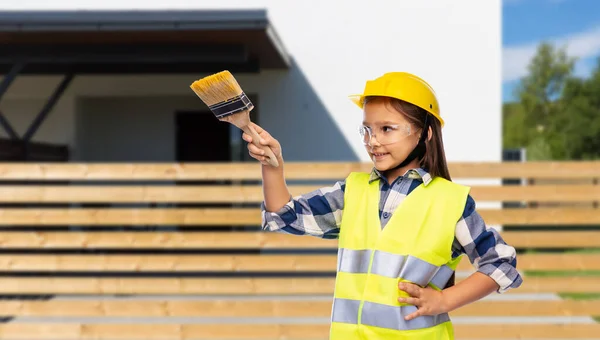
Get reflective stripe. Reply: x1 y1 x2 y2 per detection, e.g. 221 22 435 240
338 248 372 274
430 264 454 289
331 298 450 330
370 250 406 278
398 255 439 287
361 301 450 330
338 248 454 288
331 298 360 324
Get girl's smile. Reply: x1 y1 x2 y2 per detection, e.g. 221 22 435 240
371 151 390 161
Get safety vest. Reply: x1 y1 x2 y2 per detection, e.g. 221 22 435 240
329 172 470 340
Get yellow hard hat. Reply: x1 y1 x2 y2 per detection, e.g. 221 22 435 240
349 72 444 127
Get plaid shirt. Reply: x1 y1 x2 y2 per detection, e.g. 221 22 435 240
261 167 523 293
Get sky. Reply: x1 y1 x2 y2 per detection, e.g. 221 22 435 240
503 0 600 102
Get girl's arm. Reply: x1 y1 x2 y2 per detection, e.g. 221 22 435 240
398 195 523 320
243 123 345 239
242 122 290 212
441 272 499 312
451 195 523 294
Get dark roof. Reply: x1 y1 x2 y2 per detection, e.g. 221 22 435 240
0 10 290 72
0 9 271 31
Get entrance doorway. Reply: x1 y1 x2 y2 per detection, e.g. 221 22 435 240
175 111 230 162
175 95 258 163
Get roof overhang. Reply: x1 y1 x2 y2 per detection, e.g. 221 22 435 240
0 10 291 74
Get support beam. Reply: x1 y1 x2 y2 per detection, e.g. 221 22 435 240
0 61 24 100
22 74 74 142
0 61 25 139
0 111 19 140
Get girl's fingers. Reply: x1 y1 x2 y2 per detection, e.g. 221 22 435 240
247 142 265 156
248 151 268 164
250 123 273 141
248 150 262 159
250 122 264 134
398 297 420 306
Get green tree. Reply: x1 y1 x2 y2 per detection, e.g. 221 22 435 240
515 42 576 160
559 57 600 159
504 43 600 160
502 101 529 149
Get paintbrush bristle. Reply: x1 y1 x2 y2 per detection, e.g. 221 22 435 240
190 70 243 107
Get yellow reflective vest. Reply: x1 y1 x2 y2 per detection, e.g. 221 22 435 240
330 172 470 340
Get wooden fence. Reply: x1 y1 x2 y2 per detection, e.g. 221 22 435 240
0 161 598 339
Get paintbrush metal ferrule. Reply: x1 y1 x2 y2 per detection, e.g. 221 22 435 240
209 92 254 119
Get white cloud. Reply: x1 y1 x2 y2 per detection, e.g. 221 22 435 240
503 26 600 82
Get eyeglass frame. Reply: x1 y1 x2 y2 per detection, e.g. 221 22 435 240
358 123 414 147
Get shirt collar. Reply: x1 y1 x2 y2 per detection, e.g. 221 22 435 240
368 167 433 186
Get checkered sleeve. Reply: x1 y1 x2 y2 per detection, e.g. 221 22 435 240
260 179 346 239
451 195 523 293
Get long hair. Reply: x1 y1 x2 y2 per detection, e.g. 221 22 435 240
364 96 451 181
364 96 455 287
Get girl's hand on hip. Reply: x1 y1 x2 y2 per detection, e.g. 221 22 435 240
398 282 449 321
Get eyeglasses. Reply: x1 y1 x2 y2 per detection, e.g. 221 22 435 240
358 123 413 146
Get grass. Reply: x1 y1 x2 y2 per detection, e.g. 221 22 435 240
524 270 600 277
559 293 600 300
563 248 600 254
523 248 600 254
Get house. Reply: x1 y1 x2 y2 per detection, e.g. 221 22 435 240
0 1 502 165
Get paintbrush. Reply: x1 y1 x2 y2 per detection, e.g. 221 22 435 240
190 71 279 167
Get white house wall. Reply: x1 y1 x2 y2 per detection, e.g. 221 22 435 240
0 72 358 161
1 0 502 164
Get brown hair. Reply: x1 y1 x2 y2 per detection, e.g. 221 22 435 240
365 96 455 287
364 96 451 181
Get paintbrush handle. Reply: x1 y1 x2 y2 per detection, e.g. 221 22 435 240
244 124 280 167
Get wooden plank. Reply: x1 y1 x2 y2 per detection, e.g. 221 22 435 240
0 324 331 340
0 254 337 272
479 208 600 225
0 276 597 294
0 323 598 339
449 161 600 180
452 299 600 317
458 253 600 271
0 162 598 180
0 208 259 226
0 184 598 203
0 231 595 249
469 184 600 202
0 253 597 272
455 324 600 339
0 232 336 249
0 300 332 318
0 163 366 181
0 185 311 203
0 278 336 295
501 231 600 248
1 299 598 317
0 208 598 226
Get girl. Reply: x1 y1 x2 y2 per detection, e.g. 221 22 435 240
242 72 522 339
